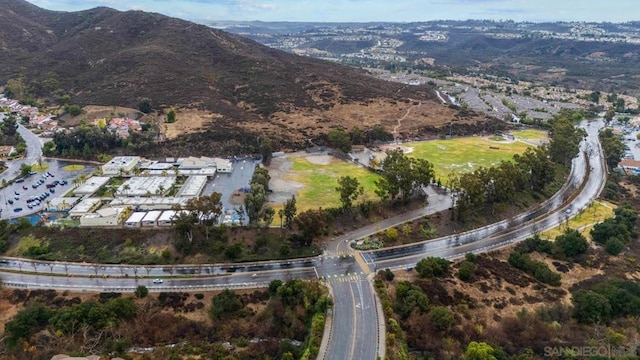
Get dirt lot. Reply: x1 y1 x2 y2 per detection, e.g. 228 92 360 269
267 152 306 205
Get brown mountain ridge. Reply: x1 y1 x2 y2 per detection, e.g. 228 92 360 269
0 0 493 155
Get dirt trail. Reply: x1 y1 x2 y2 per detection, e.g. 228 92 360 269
392 99 421 142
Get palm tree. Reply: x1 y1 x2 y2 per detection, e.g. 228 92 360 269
122 184 131 197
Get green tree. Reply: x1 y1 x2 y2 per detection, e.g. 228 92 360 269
375 149 434 202
184 192 223 240
335 175 364 211
395 281 429 319
19 163 33 177
572 290 611 323
166 109 176 123
4 303 53 348
135 285 149 298
259 136 274 165
210 289 244 320
464 341 497 360
137 97 152 114
1 115 18 137
458 260 476 281
262 206 275 228
244 183 267 227
65 104 82 116
554 228 588 258
604 107 616 123
294 209 330 242
604 237 625 255
224 243 243 260
327 128 352 153
599 128 625 169
283 196 297 228
429 306 454 332
548 117 585 167
42 141 56 156
415 257 450 278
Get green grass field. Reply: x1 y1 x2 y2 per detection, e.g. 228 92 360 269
62 164 85 171
404 136 533 182
511 129 549 140
540 201 616 240
272 133 546 214
284 157 380 212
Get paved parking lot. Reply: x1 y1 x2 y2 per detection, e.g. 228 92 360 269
201 158 260 223
0 160 97 220
611 117 640 160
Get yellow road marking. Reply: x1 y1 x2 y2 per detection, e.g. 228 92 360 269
353 252 371 275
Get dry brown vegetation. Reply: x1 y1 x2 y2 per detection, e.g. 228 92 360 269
0 279 329 360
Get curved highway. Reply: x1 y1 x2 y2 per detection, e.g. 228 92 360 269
0 119 606 360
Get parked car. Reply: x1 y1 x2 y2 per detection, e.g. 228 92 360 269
49 188 55 194
7 199 13 205
13 207 22 212
15 178 24 183
22 186 27 190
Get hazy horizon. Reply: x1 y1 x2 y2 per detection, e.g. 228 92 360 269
28 0 639 24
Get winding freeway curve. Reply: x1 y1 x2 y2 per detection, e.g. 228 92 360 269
0 119 607 360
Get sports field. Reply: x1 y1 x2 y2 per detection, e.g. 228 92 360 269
511 129 549 140
403 136 533 182
268 131 547 214
282 156 379 212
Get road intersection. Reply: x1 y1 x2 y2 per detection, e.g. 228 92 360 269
0 119 606 360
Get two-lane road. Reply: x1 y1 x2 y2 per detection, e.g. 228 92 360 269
0 119 607 360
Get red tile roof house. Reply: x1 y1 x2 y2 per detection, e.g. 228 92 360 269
618 158 640 175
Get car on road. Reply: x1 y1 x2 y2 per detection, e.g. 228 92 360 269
152 278 163 284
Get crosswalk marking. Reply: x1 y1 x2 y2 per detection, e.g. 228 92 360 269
322 273 365 283
322 251 353 258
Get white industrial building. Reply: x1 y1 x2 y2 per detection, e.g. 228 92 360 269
117 176 176 197
109 196 189 210
158 210 177 226
178 176 207 197
213 157 233 173
46 197 80 212
124 211 146 228
68 198 102 218
177 156 215 169
142 210 162 227
102 156 141 175
80 207 125 227
73 177 110 196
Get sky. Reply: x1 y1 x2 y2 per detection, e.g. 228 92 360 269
28 0 640 23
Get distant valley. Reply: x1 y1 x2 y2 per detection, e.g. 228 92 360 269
214 20 640 96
